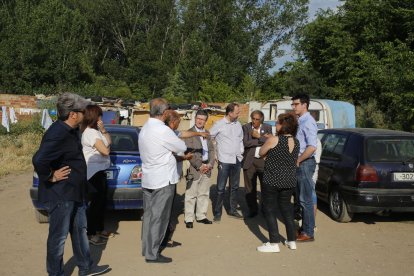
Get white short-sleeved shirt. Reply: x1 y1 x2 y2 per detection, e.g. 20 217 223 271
139 118 187 189
82 127 110 180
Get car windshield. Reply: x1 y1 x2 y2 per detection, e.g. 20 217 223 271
109 131 139 152
366 138 414 162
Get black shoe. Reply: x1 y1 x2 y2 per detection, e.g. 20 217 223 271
196 218 213 224
84 264 111 276
228 212 243 220
185 222 193 228
145 255 172 263
166 240 182 248
246 211 258 219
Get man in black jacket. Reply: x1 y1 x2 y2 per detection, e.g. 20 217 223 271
33 93 109 276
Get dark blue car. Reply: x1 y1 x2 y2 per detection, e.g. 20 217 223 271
30 125 143 223
316 128 414 222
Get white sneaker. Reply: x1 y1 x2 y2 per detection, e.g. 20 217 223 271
284 240 297 250
257 242 280 253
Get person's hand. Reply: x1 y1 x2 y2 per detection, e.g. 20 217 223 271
199 164 209 174
184 152 193 160
264 133 272 138
97 120 107 134
251 129 261 139
51 166 71 183
198 132 209 139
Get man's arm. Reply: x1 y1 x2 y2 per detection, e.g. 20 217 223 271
32 133 69 183
179 130 209 139
161 127 187 154
297 145 317 164
297 123 318 164
242 124 260 148
184 137 203 170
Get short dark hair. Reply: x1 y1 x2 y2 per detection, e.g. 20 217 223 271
250 110 264 123
277 113 298 136
164 110 180 126
225 102 239 115
291 94 310 110
195 109 209 119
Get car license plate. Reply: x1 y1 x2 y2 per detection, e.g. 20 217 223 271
106 171 113 180
393 172 414 182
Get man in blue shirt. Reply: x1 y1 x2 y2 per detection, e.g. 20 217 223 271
291 94 318 242
33 93 110 276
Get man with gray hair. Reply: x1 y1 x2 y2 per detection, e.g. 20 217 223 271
139 98 187 263
33 93 110 276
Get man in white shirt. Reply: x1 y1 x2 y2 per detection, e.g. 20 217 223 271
210 103 244 222
138 98 187 263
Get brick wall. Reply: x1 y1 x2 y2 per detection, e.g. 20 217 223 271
0 94 38 122
0 94 37 108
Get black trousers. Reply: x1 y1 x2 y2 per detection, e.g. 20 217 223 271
262 185 296 243
87 170 107 235
243 158 264 213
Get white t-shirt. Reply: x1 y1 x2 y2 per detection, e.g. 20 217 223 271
82 127 110 180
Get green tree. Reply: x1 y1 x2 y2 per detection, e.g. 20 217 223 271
296 0 414 131
0 0 91 94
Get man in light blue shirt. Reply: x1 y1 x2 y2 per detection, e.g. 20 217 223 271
209 103 244 221
291 94 318 242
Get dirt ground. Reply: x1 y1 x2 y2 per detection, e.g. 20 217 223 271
1 170 413 276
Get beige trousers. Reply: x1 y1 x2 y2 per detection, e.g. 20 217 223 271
184 174 211 222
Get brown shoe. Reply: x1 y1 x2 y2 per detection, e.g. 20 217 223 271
296 233 315 242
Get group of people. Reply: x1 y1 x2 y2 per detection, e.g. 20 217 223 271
32 92 318 274
139 94 318 262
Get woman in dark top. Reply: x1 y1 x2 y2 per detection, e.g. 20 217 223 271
257 113 299 253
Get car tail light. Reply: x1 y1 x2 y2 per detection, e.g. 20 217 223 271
356 165 379 182
130 166 142 181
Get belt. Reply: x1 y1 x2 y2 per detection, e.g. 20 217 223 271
302 156 315 162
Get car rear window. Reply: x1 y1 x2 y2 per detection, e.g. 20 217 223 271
366 138 414 162
109 131 139 152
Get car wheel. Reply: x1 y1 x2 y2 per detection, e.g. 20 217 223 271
34 209 49 223
329 188 353 223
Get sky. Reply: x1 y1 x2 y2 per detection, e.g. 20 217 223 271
272 0 342 71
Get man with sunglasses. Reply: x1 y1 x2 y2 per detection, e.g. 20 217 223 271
33 93 110 276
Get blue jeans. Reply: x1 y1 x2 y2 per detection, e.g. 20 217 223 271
297 158 316 237
45 201 91 276
214 160 241 217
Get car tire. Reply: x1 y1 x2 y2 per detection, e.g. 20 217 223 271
329 188 353 223
34 209 49 223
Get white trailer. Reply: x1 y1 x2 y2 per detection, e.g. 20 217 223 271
251 99 355 130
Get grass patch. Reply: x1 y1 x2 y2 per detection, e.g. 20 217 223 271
0 132 42 177
0 115 44 177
